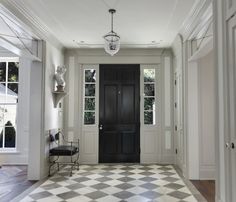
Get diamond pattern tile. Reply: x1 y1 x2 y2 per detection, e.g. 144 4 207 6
20 164 200 202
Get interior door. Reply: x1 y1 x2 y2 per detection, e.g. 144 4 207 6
174 71 183 169
99 64 140 163
227 14 236 202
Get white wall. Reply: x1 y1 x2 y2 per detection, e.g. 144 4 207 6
214 0 227 201
44 42 64 130
64 48 174 165
184 48 215 180
187 61 200 179
198 50 215 179
28 41 64 180
172 35 215 180
42 41 64 178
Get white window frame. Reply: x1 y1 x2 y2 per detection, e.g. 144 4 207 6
82 66 98 126
141 66 158 127
0 57 19 152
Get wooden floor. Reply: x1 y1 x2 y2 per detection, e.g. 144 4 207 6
0 165 37 202
191 180 215 202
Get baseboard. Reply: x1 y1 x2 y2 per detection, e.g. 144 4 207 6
199 165 215 179
161 154 175 164
1 163 28 166
80 155 98 164
0 157 28 165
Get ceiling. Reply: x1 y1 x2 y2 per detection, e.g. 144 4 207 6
10 0 197 48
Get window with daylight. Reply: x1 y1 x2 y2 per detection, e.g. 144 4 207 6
143 69 156 125
0 59 19 149
83 69 96 125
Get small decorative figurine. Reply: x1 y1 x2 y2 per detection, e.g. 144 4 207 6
54 65 66 92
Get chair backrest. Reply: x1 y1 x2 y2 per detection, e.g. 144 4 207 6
49 133 55 142
48 130 61 145
48 129 65 144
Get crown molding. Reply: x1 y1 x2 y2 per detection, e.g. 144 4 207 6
179 0 213 41
1 0 64 50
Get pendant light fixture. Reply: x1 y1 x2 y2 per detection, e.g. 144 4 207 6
103 9 120 56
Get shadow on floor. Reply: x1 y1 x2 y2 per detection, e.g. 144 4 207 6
0 165 37 202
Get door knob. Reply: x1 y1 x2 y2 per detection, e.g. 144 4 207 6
99 125 103 130
226 142 230 149
231 142 235 149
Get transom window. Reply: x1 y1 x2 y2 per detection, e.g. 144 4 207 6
0 59 19 149
143 68 156 125
83 69 96 125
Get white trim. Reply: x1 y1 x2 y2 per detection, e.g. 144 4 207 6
188 37 213 62
140 65 161 163
0 1 63 50
80 64 99 164
0 58 19 151
0 149 18 153
0 57 19 62
180 0 213 41
64 49 173 164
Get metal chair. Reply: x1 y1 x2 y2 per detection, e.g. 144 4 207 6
48 130 79 176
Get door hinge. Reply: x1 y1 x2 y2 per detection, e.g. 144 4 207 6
175 149 178 154
175 125 177 131
175 80 177 85
175 102 177 108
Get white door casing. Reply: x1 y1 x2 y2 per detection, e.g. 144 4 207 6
174 70 183 170
163 57 174 163
80 64 99 164
226 13 236 202
140 65 161 163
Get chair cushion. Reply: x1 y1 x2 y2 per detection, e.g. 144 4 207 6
50 145 78 156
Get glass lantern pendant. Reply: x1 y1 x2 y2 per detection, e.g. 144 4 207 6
103 9 120 56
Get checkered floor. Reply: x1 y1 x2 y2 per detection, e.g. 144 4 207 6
20 164 199 202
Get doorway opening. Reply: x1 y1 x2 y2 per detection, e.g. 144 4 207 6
99 64 140 163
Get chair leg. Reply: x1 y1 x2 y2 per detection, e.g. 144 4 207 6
70 164 74 177
57 163 60 171
49 163 52 177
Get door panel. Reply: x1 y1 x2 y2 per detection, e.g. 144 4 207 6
227 14 236 202
103 131 118 154
99 64 140 163
121 85 135 123
122 132 135 153
104 85 118 123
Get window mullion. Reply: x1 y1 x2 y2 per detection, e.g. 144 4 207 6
143 68 156 125
83 69 96 125
0 60 18 150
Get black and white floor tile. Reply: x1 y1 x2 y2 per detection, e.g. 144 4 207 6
20 165 201 202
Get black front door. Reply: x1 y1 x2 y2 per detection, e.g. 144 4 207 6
99 64 140 163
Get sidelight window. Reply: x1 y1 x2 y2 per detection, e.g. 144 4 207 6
83 69 96 125
143 69 156 125
0 59 18 149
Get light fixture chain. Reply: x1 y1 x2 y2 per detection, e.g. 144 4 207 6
103 8 120 56
111 11 114 32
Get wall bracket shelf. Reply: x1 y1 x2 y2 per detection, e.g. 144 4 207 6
52 91 67 108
